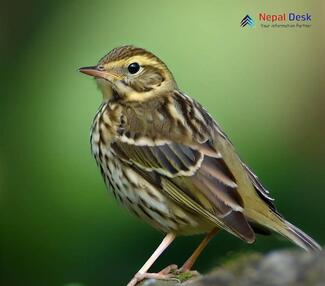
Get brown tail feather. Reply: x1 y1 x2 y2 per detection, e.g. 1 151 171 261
249 210 321 252
281 219 321 252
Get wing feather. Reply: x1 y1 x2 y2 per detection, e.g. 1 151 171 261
108 91 256 242
111 138 255 242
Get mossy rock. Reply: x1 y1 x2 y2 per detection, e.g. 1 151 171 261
138 248 325 286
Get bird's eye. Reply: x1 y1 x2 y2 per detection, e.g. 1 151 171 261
127 62 140 74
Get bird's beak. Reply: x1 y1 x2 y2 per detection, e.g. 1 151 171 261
79 66 116 81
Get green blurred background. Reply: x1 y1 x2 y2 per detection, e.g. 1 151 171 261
1 1 324 285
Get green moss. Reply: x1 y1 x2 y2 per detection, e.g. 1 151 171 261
174 270 200 282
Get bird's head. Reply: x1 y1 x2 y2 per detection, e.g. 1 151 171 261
79 45 177 101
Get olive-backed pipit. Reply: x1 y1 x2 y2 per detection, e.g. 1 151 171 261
79 46 321 286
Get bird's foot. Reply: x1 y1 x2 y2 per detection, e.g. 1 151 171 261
127 264 180 286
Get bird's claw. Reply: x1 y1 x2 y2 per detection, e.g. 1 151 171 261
127 264 180 286
158 264 179 275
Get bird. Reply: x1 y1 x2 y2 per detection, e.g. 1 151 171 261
79 45 321 286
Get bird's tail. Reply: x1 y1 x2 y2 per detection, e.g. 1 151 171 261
278 218 321 252
251 210 321 252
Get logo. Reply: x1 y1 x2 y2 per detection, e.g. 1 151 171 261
240 15 254 27
240 13 312 29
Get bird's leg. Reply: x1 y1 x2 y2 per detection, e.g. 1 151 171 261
181 227 219 272
127 233 176 286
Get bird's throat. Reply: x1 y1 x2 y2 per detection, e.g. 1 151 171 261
96 78 116 101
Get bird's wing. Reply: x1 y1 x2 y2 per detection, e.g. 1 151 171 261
111 91 256 242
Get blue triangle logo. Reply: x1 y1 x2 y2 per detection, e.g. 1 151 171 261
241 15 254 27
